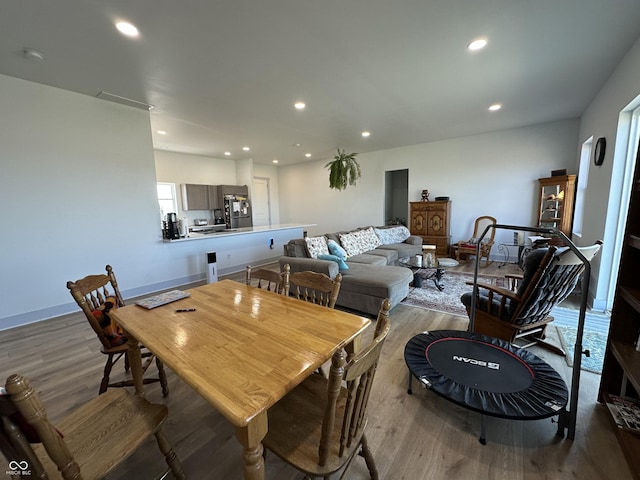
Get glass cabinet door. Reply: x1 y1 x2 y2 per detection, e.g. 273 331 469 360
536 175 576 237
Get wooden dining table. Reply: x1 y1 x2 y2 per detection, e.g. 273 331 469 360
112 279 372 480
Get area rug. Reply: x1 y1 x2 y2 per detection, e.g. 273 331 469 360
556 325 606 374
402 270 506 317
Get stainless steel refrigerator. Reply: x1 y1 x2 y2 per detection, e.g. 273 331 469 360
223 194 252 229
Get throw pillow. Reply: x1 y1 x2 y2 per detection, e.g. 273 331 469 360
374 226 411 245
327 239 348 260
339 227 382 256
91 296 127 347
304 236 330 259
318 254 349 270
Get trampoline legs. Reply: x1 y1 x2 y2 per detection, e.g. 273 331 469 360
407 369 413 394
479 414 487 445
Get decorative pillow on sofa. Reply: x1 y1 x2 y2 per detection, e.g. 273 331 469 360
327 239 348 260
339 227 382 256
305 236 330 259
318 254 349 270
374 226 411 245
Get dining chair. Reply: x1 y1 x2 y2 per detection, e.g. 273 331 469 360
67 265 168 396
246 263 290 295
263 298 391 479
289 270 342 308
1 373 185 480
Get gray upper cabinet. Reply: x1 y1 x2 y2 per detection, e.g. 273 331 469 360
207 185 219 209
182 184 209 210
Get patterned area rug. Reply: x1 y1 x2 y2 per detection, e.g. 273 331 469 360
402 270 506 317
556 325 606 374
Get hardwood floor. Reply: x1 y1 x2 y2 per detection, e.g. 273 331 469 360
0 260 629 479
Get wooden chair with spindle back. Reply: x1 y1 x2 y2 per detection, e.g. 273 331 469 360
246 263 290 295
289 270 342 309
1 373 185 480
263 298 391 479
66 265 168 396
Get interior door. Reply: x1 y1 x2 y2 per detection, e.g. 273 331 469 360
252 177 271 227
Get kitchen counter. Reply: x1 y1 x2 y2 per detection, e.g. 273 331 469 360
166 223 313 242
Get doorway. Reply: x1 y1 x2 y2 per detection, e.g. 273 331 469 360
252 177 271 227
384 169 409 225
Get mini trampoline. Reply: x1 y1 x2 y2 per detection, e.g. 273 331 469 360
405 330 568 444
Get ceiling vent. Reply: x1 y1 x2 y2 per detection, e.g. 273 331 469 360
96 91 154 110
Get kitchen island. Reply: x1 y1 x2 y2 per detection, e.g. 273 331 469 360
162 223 312 277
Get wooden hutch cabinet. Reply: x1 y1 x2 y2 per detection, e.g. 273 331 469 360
598 153 640 478
409 201 451 256
537 174 576 237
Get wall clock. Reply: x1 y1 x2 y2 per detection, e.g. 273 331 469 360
594 137 606 166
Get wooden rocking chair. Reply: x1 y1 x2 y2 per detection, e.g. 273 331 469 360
461 242 602 354
455 215 497 267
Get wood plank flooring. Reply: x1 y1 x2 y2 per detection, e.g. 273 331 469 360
0 260 630 479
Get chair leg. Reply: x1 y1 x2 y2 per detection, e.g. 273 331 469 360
100 354 116 395
154 430 186 480
359 434 379 480
124 351 130 372
156 357 169 396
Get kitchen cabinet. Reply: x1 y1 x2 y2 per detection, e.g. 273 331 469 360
409 201 451 256
598 156 640 478
182 184 220 210
537 175 576 237
182 184 208 210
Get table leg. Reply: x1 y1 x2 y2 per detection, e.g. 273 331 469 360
124 330 145 398
235 411 268 480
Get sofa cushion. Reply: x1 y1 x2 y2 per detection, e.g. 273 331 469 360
339 263 412 298
305 236 329 259
368 248 399 264
346 254 388 266
377 242 423 258
284 238 309 257
374 226 410 245
318 254 349 270
339 227 381 256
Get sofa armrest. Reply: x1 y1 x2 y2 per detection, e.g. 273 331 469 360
278 256 339 278
405 235 423 246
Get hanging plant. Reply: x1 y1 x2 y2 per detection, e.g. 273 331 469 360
325 148 361 190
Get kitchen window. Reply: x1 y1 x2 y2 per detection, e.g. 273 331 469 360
157 182 178 220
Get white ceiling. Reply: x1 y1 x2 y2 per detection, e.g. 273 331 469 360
2 1 640 166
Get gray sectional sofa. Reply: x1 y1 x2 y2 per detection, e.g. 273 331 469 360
279 225 422 316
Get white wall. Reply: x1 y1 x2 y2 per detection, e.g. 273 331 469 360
278 119 580 249
576 35 640 309
0 74 165 328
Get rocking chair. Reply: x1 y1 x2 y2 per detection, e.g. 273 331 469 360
455 215 497 267
461 241 602 354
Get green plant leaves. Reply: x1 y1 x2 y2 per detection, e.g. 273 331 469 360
325 148 361 190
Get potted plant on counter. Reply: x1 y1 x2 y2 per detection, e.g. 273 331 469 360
326 148 361 190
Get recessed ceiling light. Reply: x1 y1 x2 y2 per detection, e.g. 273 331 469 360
272 159 279 164
116 21 139 38
468 38 488 51
224 151 231 156
242 146 250 151
157 130 167 135
362 131 371 138
292 143 301 147
488 103 502 111
305 153 312 158
294 102 306 110
22 48 45 62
